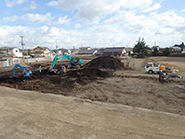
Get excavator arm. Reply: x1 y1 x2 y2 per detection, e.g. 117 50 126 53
49 55 84 71
49 55 73 71
12 64 32 77
12 64 26 77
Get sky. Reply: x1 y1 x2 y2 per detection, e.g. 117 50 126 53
0 0 185 49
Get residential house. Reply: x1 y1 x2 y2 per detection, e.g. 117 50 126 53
151 46 160 52
32 46 50 57
79 46 91 50
0 46 23 58
125 48 133 55
173 42 185 53
171 47 181 53
74 49 97 57
51 49 63 55
95 48 105 56
102 47 126 56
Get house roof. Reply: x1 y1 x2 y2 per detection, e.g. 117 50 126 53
95 48 105 55
78 49 96 54
174 42 184 48
79 46 91 50
35 46 49 50
73 54 93 57
0 46 10 50
103 47 125 53
172 47 181 51
2 55 16 57
125 48 133 52
0 46 18 51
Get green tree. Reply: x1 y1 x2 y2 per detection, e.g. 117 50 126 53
152 47 159 56
28 49 31 55
163 48 171 56
23 51 27 55
133 37 150 58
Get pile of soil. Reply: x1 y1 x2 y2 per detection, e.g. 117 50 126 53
67 68 110 78
84 56 124 70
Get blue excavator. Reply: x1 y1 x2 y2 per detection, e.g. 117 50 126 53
12 64 32 77
49 55 84 71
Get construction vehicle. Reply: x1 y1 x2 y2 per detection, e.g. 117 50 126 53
145 62 165 74
12 64 32 77
49 55 84 71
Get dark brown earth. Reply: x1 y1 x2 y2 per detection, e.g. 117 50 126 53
84 55 124 70
0 56 118 94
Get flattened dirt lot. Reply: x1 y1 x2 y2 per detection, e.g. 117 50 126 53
0 56 185 138
1 86 185 139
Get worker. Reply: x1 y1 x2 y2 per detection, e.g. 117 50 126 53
61 66 64 74
159 70 162 81
39 65 42 73
63 66 67 73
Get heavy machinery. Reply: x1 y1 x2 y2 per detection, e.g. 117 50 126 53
49 55 84 71
145 62 165 74
12 64 32 77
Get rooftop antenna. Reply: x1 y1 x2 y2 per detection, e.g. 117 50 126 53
20 36 25 56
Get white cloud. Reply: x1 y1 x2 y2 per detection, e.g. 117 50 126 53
156 28 174 34
47 0 155 24
74 23 81 29
151 11 185 27
24 1 37 10
6 0 27 7
142 3 161 13
20 13 53 24
54 16 71 25
3 15 18 22
182 9 185 12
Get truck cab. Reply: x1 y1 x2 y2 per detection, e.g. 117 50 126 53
145 62 160 74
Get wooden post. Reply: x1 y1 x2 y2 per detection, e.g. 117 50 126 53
32 84 34 92
101 90 104 102
93 96 95 101
16 85 18 91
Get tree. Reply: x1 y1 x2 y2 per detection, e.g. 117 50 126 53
163 48 171 56
152 47 159 56
133 37 150 58
23 51 27 55
28 49 31 55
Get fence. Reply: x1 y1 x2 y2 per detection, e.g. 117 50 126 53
0 57 52 68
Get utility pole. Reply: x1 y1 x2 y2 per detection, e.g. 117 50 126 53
20 36 25 56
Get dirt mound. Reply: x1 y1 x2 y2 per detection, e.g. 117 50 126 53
68 68 110 79
84 56 124 70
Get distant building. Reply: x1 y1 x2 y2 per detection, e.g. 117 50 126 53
0 46 23 58
73 49 97 57
32 46 50 57
171 47 182 53
171 42 185 53
151 46 160 52
125 48 133 55
102 47 126 56
95 48 105 56
79 46 91 50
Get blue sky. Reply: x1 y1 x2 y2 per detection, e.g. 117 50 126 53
0 0 185 49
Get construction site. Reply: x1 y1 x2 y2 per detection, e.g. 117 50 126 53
0 56 185 138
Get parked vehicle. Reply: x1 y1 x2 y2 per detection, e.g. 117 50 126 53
145 62 165 74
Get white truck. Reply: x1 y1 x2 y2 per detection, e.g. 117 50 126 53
145 62 165 74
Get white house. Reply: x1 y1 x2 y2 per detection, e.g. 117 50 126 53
0 47 23 58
